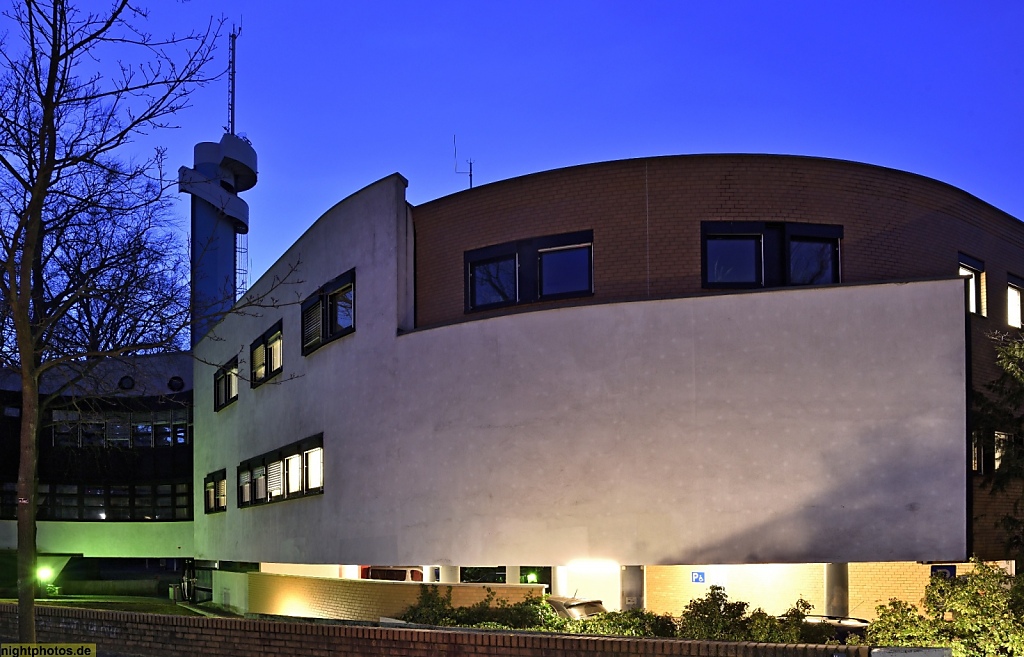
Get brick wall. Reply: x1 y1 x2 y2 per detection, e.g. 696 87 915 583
247 572 546 621
646 564 824 617
0 603 871 657
413 154 1024 333
972 478 1024 560
647 561 1013 622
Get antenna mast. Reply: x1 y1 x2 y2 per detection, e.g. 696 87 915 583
454 135 474 189
227 27 240 135
227 24 249 297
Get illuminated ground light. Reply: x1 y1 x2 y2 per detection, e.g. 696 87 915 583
37 566 54 583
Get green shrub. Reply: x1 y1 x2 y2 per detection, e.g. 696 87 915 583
677 585 836 643
570 608 678 637
677 585 751 641
867 558 1024 657
399 586 556 630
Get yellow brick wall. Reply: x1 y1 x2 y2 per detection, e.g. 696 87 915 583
646 564 824 617
247 572 546 621
646 561 1009 621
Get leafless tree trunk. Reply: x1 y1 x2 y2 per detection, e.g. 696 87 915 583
0 0 221 640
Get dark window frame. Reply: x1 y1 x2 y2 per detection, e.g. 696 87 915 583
701 221 842 289
237 433 324 508
301 269 356 356
250 320 283 388
465 230 594 312
20 481 193 522
203 469 228 514
214 357 239 411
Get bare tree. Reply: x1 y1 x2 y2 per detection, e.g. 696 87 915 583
0 0 220 640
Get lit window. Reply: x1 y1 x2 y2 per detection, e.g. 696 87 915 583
237 434 323 508
238 470 251 506
214 357 239 411
301 269 356 356
305 447 324 491
286 454 302 495
204 470 227 513
267 460 284 501
1009 275 1023 328
995 432 1018 471
959 253 984 315
465 230 594 311
250 320 284 387
253 465 267 502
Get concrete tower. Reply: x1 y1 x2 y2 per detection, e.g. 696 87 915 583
179 133 257 346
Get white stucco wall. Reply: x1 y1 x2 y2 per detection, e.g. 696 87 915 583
193 173 967 568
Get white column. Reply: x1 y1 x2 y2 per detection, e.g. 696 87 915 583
824 563 850 617
506 565 521 585
422 565 437 583
439 565 460 583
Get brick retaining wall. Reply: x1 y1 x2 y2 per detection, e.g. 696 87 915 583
0 603 871 657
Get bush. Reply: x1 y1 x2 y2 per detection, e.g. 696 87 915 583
677 585 835 643
868 558 1024 657
399 585 555 630
570 608 678 637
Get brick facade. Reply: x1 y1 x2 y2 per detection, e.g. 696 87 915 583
0 603 873 657
646 561 1011 622
247 573 545 621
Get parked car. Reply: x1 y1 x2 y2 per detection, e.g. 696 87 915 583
545 596 608 619
800 615 869 641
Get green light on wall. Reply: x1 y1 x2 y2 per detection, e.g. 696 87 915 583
37 566 54 583
525 572 538 583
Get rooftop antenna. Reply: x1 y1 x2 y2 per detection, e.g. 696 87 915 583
227 24 241 135
454 135 474 189
227 23 249 297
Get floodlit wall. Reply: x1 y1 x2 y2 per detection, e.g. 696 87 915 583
247 572 545 621
193 165 967 568
0 520 193 557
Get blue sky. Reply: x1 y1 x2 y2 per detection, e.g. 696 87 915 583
144 1 1024 281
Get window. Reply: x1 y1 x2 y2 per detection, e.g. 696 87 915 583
250 320 283 387
238 470 251 506
305 446 324 491
204 470 228 513
702 222 842 289
539 243 593 299
47 408 190 448
959 253 984 315
26 482 191 522
995 432 1019 472
705 235 762 286
238 434 324 508
301 269 356 355
214 358 239 410
286 454 303 495
465 231 593 311
1009 274 1023 328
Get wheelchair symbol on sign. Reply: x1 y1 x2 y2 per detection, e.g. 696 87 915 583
691 571 705 583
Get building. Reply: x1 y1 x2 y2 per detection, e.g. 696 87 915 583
3 148 1022 620
190 152 1022 618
